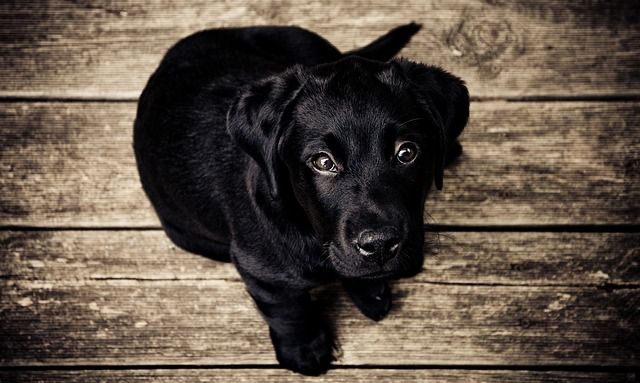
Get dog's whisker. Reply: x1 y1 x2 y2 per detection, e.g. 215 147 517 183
314 242 334 268
317 252 332 267
396 117 425 129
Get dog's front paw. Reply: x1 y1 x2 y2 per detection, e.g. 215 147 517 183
269 326 333 376
344 280 392 321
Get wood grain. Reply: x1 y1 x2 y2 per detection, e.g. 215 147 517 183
0 1 638 98
1 369 636 383
0 0 638 378
1 278 638 366
1 230 638 286
1 101 638 226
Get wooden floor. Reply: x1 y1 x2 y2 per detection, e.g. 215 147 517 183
1 1 639 381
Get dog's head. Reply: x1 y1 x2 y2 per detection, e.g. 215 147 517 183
228 56 468 279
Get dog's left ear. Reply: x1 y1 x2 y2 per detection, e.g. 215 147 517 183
227 66 305 199
392 58 469 190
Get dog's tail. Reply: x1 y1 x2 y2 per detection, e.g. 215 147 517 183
343 22 422 61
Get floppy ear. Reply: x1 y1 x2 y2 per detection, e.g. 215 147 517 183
227 66 305 199
392 58 469 190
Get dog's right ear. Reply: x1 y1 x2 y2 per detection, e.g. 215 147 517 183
227 66 305 200
391 58 470 190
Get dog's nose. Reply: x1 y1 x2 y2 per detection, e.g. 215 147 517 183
356 227 401 264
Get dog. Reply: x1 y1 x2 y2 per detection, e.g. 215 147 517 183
133 22 468 375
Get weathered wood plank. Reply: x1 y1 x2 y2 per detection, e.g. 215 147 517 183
1 279 638 366
1 101 638 226
1 369 636 383
0 1 638 98
1 230 638 286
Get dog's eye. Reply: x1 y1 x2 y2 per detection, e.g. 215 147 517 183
310 153 338 173
396 142 419 164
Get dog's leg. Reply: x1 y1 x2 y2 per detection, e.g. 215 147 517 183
343 279 392 321
244 280 333 375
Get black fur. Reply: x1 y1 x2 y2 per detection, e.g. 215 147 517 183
134 23 468 376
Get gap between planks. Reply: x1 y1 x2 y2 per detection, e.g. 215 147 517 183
0 367 637 383
1 364 639 372
1 224 639 232
2 96 640 103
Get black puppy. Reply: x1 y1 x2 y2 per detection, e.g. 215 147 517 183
134 22 468 375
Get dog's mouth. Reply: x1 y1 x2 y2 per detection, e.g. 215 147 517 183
326 241 421 279
354 270 396 280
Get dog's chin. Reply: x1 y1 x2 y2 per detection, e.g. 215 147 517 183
327 243 424 280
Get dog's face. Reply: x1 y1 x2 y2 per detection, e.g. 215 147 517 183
228 56 469 279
